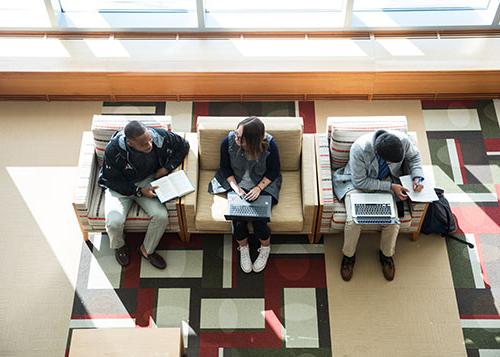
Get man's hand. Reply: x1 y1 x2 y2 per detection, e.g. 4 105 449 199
245 186 262 202
154 167 170 179
391 183 409 200
141 186 159 198
413 178 424 193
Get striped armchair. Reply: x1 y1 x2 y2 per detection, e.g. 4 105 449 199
315 116 428 241
181 117 319 243
72 115 184 241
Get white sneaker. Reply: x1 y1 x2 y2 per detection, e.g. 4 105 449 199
253 246 271 273
238 245 252 273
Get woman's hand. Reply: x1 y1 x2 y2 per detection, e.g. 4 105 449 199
245 186 262 201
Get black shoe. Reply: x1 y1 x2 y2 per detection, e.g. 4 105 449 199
139 248 167 270
379 250 395 281
115 245 130 267
340 254 355 281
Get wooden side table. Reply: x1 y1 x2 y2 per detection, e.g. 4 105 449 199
69 328 184 357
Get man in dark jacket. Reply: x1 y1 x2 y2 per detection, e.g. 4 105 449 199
99 120 189 269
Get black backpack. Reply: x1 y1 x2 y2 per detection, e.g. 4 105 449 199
421 188 474 248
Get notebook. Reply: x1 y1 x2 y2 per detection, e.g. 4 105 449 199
224 192 272 222
150 170 195 203
349 192 399 225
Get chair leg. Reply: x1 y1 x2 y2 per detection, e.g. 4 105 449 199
307 233 315 244
411 232 420 241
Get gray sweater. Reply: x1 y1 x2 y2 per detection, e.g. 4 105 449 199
332 130 424 200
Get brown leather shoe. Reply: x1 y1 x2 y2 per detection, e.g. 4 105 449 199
139 248 167 270
379 250 395 281
340 255 355 281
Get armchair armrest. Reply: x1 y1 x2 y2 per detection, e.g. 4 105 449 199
315 134 335 237
301 134 318 240
72 131 97 233
181 132 199 235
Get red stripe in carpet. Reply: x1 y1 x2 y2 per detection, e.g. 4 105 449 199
299 101 316 133
122 246 142 289
484 138 500 152
461 314 500 319
452 206 500 234
135 288 157 327
192 102 210 131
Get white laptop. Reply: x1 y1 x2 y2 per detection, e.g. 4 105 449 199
349 192 399 225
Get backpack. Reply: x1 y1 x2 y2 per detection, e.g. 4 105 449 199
421 188 474 248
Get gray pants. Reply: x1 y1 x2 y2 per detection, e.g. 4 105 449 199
104 176 169 254
343 189 400 258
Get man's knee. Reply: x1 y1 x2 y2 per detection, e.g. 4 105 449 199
106 211 127 231
150 209 169 225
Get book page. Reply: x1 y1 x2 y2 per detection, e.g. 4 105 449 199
166 170 195 197
150 175 177 203
399 175 438 202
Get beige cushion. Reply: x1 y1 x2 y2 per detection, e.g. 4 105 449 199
197 117 303 171
327 116 408 169
195 170 303 232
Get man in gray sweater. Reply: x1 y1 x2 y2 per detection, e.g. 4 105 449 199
332 130 424 281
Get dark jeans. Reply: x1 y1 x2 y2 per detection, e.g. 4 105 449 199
232 219 270 241
231 189 275 242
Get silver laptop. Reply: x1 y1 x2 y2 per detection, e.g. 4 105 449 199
349 192 399 225
224 191 272 222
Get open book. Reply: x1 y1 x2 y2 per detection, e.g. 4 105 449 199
150 170 195 203
399 175 438 202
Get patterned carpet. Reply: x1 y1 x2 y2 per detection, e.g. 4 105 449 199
421 100 500 357
67 99 500 356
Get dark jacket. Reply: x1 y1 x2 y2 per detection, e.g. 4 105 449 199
98 128 190 196
209 131 282 202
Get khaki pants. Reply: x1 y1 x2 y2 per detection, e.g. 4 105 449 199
104 176 169 254
343 189 400 258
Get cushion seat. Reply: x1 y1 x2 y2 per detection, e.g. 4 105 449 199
195 170 303 232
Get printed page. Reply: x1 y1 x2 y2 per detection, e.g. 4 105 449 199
399 175 438 202
167 170 195 197
150 175 177 203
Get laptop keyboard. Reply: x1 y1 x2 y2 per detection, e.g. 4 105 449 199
230 205 268 217
355 217 394 224
354 203 392 216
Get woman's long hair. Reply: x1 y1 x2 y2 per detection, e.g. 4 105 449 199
237 116 268 160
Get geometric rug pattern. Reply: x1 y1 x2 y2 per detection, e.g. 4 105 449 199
68 233 331 356
67 99 500 356
422 99 500 357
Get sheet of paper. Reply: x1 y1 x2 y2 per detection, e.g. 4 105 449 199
150 175 177 203
167 170 195 197
399 175 439 202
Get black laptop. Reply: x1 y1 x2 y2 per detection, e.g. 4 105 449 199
224 192 272 222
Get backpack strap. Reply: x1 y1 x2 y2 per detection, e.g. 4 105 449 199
442 233 474 249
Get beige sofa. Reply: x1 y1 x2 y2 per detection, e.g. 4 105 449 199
181 116 318 243
315 116 429 241
72 115 184 241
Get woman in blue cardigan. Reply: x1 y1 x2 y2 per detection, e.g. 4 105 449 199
209 117 282 273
